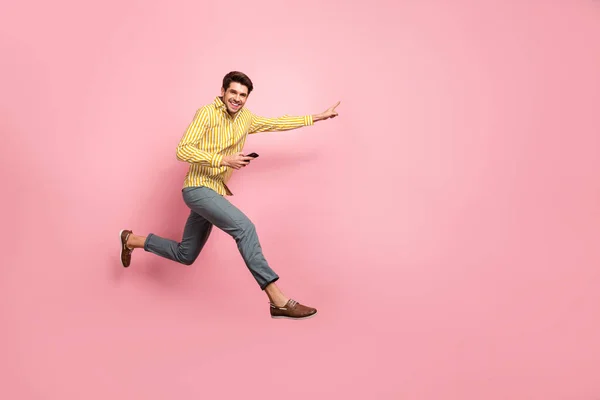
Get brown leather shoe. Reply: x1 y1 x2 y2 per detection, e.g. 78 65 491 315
119 229 133 268
270 299 317 320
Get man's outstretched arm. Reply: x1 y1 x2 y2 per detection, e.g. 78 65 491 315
249 101 340 134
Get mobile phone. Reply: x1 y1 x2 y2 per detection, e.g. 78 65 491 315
246 152 259 158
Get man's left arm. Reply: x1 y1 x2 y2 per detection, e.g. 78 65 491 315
249 101 340 134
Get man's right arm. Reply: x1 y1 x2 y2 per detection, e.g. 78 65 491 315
176 108 223 168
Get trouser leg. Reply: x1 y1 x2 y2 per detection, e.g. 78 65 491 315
182 186 279 290
144 208 213 266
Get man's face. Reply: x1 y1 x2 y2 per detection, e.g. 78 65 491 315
221 82 249 116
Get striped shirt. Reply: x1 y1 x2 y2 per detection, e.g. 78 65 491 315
176 96 314 195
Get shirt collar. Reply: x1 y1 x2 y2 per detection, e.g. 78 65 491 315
214 96 242 120
214 96 227 112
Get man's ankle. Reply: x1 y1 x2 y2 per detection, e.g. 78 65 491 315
125 235 134 250
127 234 145 249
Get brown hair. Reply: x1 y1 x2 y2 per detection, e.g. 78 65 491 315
222 71 254 94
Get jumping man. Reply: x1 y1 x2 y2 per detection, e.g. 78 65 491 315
119 71 340 320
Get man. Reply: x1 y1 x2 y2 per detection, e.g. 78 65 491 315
119 71 340 320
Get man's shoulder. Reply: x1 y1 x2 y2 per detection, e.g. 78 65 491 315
240 107 255 118
197 102 216 113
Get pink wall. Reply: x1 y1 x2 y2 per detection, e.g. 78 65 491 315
2 0 599 398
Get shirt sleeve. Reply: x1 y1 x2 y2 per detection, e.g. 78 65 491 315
176 108 223 167
248 113 314 134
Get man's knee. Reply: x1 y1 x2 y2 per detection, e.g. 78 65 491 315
236 219 256 239
178 251 198 266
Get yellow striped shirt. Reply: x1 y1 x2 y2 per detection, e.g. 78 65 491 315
176 97 314 195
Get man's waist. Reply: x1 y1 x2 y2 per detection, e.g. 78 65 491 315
183 176 232 195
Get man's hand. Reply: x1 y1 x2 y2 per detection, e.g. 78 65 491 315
221 153 253 169
313 101 341 122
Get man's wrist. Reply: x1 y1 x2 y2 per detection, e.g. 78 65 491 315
312 113 324 122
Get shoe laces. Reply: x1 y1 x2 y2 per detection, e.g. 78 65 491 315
270 299 298 309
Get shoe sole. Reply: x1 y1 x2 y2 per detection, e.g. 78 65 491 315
119 229 129 268
271 312 318 320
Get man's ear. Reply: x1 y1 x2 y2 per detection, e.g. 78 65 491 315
220 87 225 96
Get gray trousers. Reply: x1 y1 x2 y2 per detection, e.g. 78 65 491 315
144 186 279 290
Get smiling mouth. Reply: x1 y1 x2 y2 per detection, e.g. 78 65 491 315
229 101 241 109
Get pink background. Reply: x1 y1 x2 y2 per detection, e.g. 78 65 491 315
2 0 600 399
